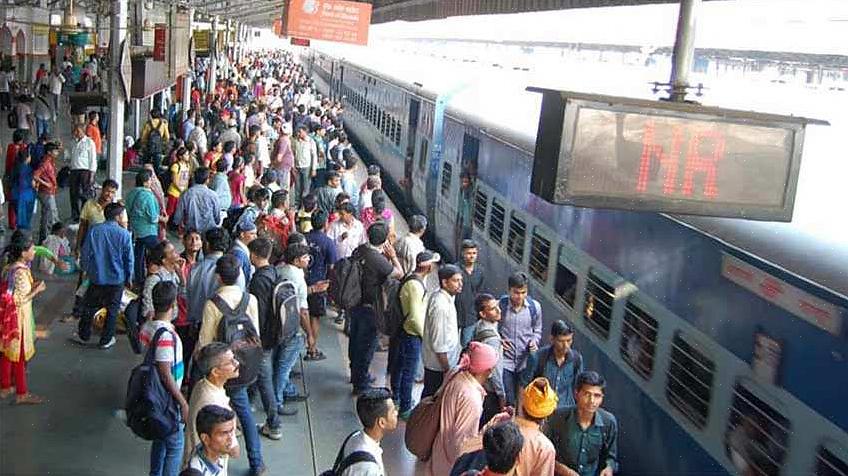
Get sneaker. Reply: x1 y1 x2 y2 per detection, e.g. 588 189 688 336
277 405 298 416
259 424 283 440
70 333 89 346
286 392 309 402
98 337 117 349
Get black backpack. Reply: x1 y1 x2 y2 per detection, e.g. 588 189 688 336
147 120 165 155
319 431 377 476
272 278 300 345
212 294 263 388
377 274 423 337
331 247 364 310
125 327 181 440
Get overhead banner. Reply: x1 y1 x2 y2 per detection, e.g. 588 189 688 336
284 0 371 46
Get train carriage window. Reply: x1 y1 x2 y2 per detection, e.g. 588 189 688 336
473 189 488 230
506 213 527 264
816 445 848 476
555 247 579 309
381 111 388 136
724 383 791 476
419 139 429 171
666 332 715 429
489 198 506 246
529 228 551 283
583 271 615 339
441 162 453 197
394 118 402 146
620 300 658 379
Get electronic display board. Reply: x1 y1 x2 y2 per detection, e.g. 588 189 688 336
528 88 827 221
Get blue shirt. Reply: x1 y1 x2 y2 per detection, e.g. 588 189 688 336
210 173 231 211
305 229 337 285
173 184 221 233
544 407 620 476
521 347 584 408
186 252 245 323
81 221 134 286
230 240 253 283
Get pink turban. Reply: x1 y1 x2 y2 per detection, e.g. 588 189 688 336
458 341 499 374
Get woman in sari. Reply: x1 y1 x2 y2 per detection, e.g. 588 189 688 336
0 230 46 404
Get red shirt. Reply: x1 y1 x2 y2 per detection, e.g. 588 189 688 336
86 123 102 154
33 158 57 195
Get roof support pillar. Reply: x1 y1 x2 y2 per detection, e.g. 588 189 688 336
107 0 128 195
207 15 218 97
668 0 701 102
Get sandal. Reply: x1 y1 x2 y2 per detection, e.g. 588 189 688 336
15 394 44 405
304 350 327 361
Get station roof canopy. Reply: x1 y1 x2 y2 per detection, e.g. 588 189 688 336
190 0 721 28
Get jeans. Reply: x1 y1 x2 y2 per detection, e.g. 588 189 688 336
257 349 281 429
503 368 519 407
15 195 35 230
460 324 477 349
349 306 378 391
37 192 58 243
390 332 421 412
78 284 124 344
273 333 306 405
134 235 161 286
422 368 445 399
293 167 311 209
36 117 49 139
149 422 184 476
227 385 264 471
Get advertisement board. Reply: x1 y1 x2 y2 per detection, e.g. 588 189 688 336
284 0 371 46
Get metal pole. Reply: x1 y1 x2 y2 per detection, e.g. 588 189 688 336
108 0 128 195
182 8 194 114
668 0 700 102
207 16 218 97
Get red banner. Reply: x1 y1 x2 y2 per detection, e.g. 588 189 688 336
153 24 166 61
284 0 371 46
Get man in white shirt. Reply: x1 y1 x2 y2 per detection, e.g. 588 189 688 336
49 67 65 121
183 342 241 468
394 215 427 275
68 125 98 223
336 387 398 476
327 202 365 259
421 264 464 399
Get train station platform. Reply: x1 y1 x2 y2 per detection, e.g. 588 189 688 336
0 111 423 475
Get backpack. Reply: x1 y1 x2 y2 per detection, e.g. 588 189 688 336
319 431 377 476
125 327 181 440
212 294 263 388
147 120 165 155
377 274 423 337
331 249 364 310
123 297 143 354
271 277 299 346
405 387 444 461
222 206 249 236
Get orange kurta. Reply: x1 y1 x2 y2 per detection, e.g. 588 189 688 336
2 265 35 362
427 371 486 476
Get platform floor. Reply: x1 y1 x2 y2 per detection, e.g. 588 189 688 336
0 111 429 475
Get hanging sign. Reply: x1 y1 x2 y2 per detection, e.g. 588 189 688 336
153 24 166 61
284 0 371 46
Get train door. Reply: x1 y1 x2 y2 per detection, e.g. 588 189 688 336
455 133 479 255
404 98 421 201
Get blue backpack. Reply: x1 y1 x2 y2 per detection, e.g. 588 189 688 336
125 327 180 440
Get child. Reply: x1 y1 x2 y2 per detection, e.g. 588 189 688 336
40 222 70 274
139 281 188 476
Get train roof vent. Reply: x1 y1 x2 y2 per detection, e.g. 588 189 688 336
666 332 715 429
583 271 615 339
815 444 848 476
620 299 658 379
473 189 488 230
725 382 791 476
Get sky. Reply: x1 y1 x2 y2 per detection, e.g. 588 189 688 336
371 0 848 56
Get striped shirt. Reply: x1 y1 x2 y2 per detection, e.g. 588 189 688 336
140 320 184 387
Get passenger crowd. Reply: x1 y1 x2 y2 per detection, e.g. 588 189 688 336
0 49 619 476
